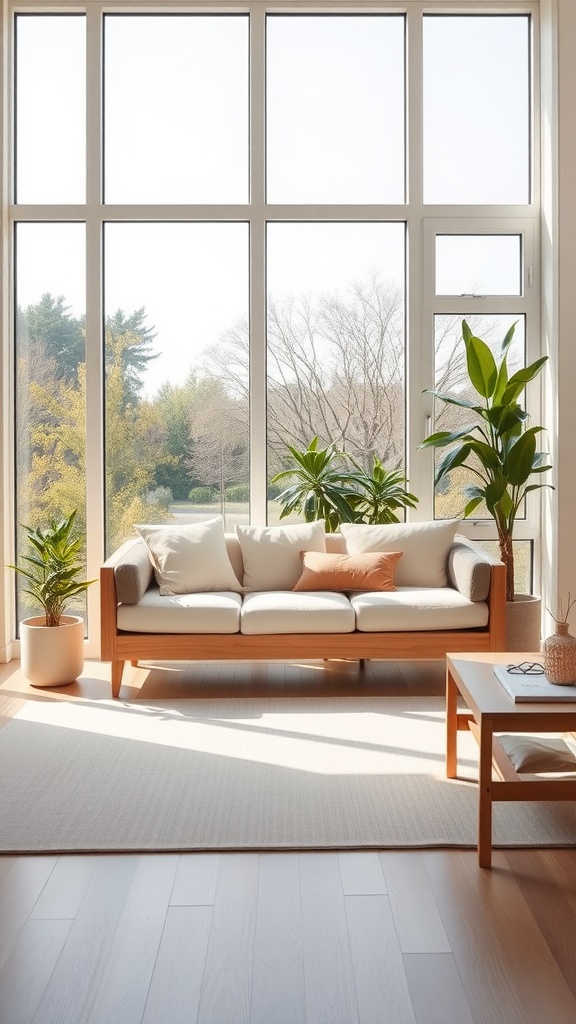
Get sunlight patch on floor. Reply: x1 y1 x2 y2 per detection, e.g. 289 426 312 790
13 697 466 776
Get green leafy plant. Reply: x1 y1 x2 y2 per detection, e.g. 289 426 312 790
8 510 96 627
418 320 553 602
272 437 418 532
271 437 360 532
347 456 419 524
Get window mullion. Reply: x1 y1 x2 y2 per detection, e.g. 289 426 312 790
249 3 267 523
85 3 104 654
406 5 432 520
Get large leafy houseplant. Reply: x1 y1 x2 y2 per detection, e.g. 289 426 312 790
418 320 552 602
9 510 96 627
272 437 418 532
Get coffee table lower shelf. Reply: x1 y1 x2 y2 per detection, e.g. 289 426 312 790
446 653 576 868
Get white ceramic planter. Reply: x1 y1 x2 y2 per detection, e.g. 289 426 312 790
20 614 85 687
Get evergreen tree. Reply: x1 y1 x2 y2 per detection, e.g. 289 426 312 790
105 307 158 406
152 372 200 499
17 293 84 383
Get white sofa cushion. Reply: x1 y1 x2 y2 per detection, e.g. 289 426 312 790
117 589 242 633
340 520 460 588
236 520 327 592
350 587 489 631
135 517 242 596
240 591 355 634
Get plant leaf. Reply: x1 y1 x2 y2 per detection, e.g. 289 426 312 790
464 334 498 399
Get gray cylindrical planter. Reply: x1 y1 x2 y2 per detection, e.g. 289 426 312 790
20 614 85 687
505 594 542 653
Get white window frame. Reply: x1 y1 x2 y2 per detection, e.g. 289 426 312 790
1 0 542 659
419 216 541 592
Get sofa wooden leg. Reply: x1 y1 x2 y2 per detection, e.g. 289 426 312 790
111 661 125 698
359 659 366 670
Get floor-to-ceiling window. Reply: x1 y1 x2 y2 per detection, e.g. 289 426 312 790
8 1 540 653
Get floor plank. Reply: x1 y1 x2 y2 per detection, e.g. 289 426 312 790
403 952 475 1024
338 851 387 895
31 855 139 1024
503 848 576 1000
170 852 220 906
345 894 416 1024
250 853 306 1024
300 852 359 1024
0 918 73 1024
30 855 98 920
85 854 179 1024
0 856 58 971
379 850 451 953
196 853 259 1024
423 849 576 1024
142 905 212 1024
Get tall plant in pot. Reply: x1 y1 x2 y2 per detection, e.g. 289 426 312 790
8 510 96 686
419 320 553 649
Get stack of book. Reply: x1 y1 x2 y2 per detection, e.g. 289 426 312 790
494 663 576 702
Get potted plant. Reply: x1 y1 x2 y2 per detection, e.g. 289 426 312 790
346 455 419 524
8 510 96 687
271 436 418 531
418 319 553 649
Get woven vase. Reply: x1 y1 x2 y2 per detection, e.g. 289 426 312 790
544 622 576 685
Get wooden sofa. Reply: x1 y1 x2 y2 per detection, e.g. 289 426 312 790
100 526 506 698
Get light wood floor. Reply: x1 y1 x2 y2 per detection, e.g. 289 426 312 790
1 657 576 1024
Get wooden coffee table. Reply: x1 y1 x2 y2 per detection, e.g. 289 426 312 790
446 652 576 867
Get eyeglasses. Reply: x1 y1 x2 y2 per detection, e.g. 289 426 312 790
506 661 545 675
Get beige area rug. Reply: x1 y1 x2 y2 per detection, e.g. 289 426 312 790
1 695 576 853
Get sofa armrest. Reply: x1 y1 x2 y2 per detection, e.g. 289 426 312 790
103 537 153 605
447 539 498 602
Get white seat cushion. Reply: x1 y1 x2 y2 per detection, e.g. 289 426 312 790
117 589 242 633
240 591 355 635
350 587 489 632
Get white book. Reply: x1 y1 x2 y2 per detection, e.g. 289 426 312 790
494 664 576 702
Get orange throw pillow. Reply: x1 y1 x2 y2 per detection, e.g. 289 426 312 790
293 550 402 592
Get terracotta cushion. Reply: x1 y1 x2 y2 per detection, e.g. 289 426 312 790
293 550 402 592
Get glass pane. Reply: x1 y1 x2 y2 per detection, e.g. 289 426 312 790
266 223 406 525
432 314 525 521
104 15 249 203
104 223 249 551
266 15 405 203
436 235 522 296
15 223 87 625
15 15 86 203
477 540 532 596
423 16 530 204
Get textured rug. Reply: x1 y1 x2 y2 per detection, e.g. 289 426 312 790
1 695 576 853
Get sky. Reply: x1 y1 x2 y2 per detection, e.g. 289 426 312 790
14 11 530 395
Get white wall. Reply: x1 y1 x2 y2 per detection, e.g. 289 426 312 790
541 0 576 631
0 0 12 662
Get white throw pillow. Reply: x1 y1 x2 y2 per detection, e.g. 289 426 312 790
236 520 327 591
339 520 460 588
135 518 243 595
